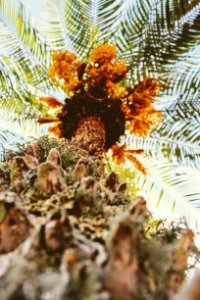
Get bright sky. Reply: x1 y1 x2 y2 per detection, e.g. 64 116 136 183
29 0 44 18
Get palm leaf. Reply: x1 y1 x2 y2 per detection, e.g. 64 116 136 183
135 160 200 230
0 0 49 64
0 128 26 161
124 129 200 230
40 0 73 49
0 0 66 144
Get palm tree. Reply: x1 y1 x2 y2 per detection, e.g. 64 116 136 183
0 1 200 299
1 0 199 229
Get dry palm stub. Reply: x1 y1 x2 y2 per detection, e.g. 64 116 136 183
38 44 162 172
175 272 200 300
0 192 30 254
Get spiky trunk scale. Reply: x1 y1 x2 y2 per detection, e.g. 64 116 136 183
0 137 198 300
0 136 198 299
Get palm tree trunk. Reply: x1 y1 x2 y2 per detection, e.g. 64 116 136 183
0 121 196 300
71 116 106 155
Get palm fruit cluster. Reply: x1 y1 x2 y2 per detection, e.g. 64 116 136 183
0 136 199 300
38 45 162 168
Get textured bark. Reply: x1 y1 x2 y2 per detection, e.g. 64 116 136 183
0 137 198 300
72 116 106 155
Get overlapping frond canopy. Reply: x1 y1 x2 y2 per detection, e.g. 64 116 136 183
0 0 199 229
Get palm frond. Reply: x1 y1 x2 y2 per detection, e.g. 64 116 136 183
60 0 134 56
0 21 57 94
135 160 200 231
0 0 49 65
0 128 26 161
63 0 93 55
126 132 200 169
166 45 200 100
40 0 73 50
110 0 200 94
125 130 200 230
0 116 49 161
0 0 68 138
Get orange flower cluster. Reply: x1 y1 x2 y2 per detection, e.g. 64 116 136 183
87 44 128 92
122 78 162 137
48 124 62 137
106 81 127 99
36 97 63 136
128 109 163 138
48 50 84 92
48 45 127 97
39 97 64 109
111 144 127 164
37 117 60 124
39 45 163 175
89 44 117 64
111 144 146 174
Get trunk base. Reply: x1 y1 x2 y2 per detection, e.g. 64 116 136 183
72 116 106 155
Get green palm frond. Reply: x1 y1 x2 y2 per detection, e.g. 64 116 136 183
152 99 200 168
166 45 200 99
62 0 124 55
126 130 200 171
125 108 200 229
0 0 66 143
136 160 200 229
0 19 54 94
0 0 49 64
0 0 199 229
0 128 26 161
40 0 72 49
125 131 200 229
